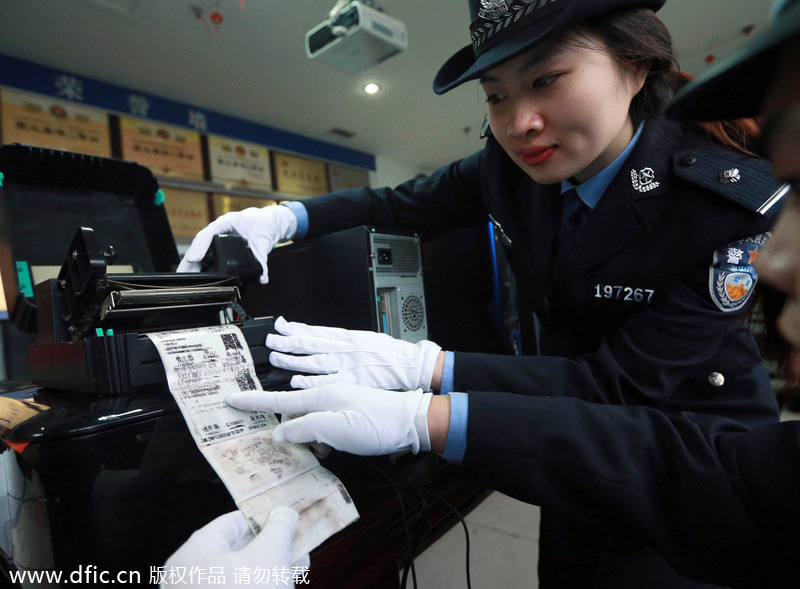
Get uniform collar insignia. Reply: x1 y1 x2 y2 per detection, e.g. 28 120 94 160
631 167 660 193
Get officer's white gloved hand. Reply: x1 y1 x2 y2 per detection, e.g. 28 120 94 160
280 412 332 459
176 205 297 284
227 384 432 455
267 317 442 391
162 508 308 588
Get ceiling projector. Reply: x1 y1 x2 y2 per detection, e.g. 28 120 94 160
305 1 408 74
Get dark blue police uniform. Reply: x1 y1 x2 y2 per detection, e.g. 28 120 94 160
463 394 800 588
299 116 785 587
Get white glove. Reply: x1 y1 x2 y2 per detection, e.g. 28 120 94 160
176 205 297 284
227 384 433 455
281 412 332 459
267 317 442 391
162 508 307 588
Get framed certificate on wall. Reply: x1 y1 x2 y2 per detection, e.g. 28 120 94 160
273 152 328 196
163 188 211 240
0 88 112 157
119 117 203 180
208 136 272 189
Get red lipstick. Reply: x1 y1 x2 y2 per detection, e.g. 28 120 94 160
519 145 557 166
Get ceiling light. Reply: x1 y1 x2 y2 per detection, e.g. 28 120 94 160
364 83 380 95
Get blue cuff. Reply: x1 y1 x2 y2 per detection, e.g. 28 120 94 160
441 392 468 463
439 351 455 394
282 201 308 239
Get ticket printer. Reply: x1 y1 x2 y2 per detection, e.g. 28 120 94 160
26 225 286 396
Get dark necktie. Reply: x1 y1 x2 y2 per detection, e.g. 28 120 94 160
557 189 589 251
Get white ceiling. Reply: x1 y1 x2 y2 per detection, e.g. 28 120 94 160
0 0 776 174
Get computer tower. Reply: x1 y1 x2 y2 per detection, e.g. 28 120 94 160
241 226 428 343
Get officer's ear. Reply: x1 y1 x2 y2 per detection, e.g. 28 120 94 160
627 61 650 97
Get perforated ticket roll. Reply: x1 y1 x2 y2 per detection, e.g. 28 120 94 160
147 324 359 561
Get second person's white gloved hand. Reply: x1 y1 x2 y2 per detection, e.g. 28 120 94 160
176 205 297 284
267 317 442 391
162 508 307 588
227 384 432 455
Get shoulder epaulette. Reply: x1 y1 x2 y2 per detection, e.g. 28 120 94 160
672 148 788 218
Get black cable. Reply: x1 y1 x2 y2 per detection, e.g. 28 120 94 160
401 486 431 589
342 459 420 586
362 457 418 589
360 457 473 589
412 485 472 589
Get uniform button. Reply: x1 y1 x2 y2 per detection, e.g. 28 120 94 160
679 154 697 166
707 372 725 387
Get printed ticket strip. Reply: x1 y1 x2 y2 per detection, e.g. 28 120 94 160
147 325 359 561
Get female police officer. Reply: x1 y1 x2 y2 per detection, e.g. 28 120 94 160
223 6 800 581
183 1 786 586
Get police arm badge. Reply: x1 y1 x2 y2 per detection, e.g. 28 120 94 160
708 233 769 312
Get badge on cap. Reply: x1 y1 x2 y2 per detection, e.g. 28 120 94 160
708 233 769 312
479 0 512 20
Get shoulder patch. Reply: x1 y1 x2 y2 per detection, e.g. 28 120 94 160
708 233 769 312
673 148 788 219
